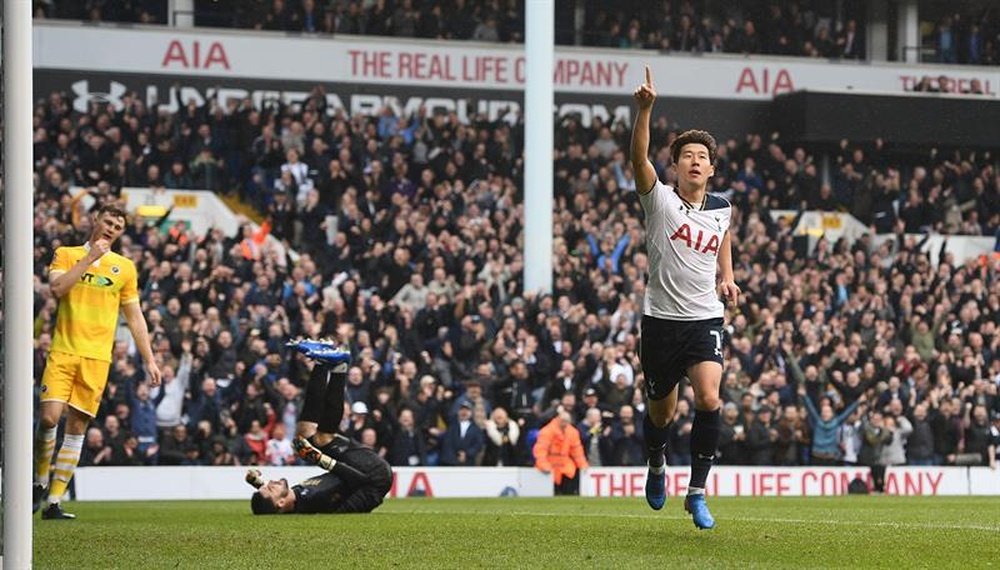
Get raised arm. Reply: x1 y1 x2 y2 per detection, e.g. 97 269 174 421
785 348 806 385
833 396 863 425
609 233 631 270
586 233 600 256
801 388 820 423
176 351 193 393
896 415 913 439
630 65 658 195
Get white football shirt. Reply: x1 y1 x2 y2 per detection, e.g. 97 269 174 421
639 180 732 320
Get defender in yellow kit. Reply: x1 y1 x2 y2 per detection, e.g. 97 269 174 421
35 204 162 519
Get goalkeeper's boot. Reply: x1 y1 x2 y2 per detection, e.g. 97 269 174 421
305 344 351 368
33 483 47 513
285 338 335 357
40 502 76 520
644 464 666 511
684 493 715 530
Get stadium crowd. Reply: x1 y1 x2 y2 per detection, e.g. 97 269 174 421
34 1 1000 65
29 77 1000 475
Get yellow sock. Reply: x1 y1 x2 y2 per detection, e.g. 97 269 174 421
48 434 83 504
34 426 57 486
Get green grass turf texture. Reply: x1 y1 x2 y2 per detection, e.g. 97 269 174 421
33 496 999 568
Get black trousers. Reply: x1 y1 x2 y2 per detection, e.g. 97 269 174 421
870 464 887 492
555 472 580 496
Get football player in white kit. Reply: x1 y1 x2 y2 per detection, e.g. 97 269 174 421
631 66 740 529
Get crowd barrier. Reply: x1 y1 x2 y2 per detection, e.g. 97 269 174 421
3 466 997 501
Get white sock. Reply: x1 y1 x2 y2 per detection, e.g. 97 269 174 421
48 433 84 505
687 486 705 496
648 462 665 475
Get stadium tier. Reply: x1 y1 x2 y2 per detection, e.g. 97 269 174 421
35 0 1000 66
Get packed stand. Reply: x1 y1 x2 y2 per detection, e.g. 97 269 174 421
34 0 1000 66
33 0 168 24
30 81 1000 471
924 11 1000 66
577 0 871 59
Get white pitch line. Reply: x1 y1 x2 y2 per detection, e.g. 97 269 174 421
383 508 1000 533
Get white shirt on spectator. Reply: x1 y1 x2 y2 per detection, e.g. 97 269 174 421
267 437 295 466
840 421 863 463
391 282 429 312
610 362 634 386
281 161 313 203
152 353 192 429
591 361 634 387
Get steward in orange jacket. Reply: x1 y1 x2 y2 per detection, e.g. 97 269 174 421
533 408 589 491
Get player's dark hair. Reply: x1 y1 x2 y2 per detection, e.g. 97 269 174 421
670 130 717 165
250 492 279 515
97 204 128 223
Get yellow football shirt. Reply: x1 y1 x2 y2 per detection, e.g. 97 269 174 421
49 244 139 362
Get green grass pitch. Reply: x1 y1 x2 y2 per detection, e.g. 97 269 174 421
33 497 1000 568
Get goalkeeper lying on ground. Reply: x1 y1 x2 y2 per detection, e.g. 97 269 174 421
245 339 393 514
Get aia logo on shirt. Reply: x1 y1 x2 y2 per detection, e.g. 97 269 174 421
670 223 720 255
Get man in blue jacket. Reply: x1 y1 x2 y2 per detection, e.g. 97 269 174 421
439 401 484 466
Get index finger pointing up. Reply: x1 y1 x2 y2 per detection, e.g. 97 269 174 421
645 65 653 86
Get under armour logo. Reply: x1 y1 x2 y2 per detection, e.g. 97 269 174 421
72 80 128 113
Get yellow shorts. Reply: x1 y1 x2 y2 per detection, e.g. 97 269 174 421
40 351 111 417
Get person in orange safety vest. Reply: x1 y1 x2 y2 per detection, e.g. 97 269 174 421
533 406 589 495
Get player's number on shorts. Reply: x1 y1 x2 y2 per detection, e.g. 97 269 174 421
709 330 722 356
